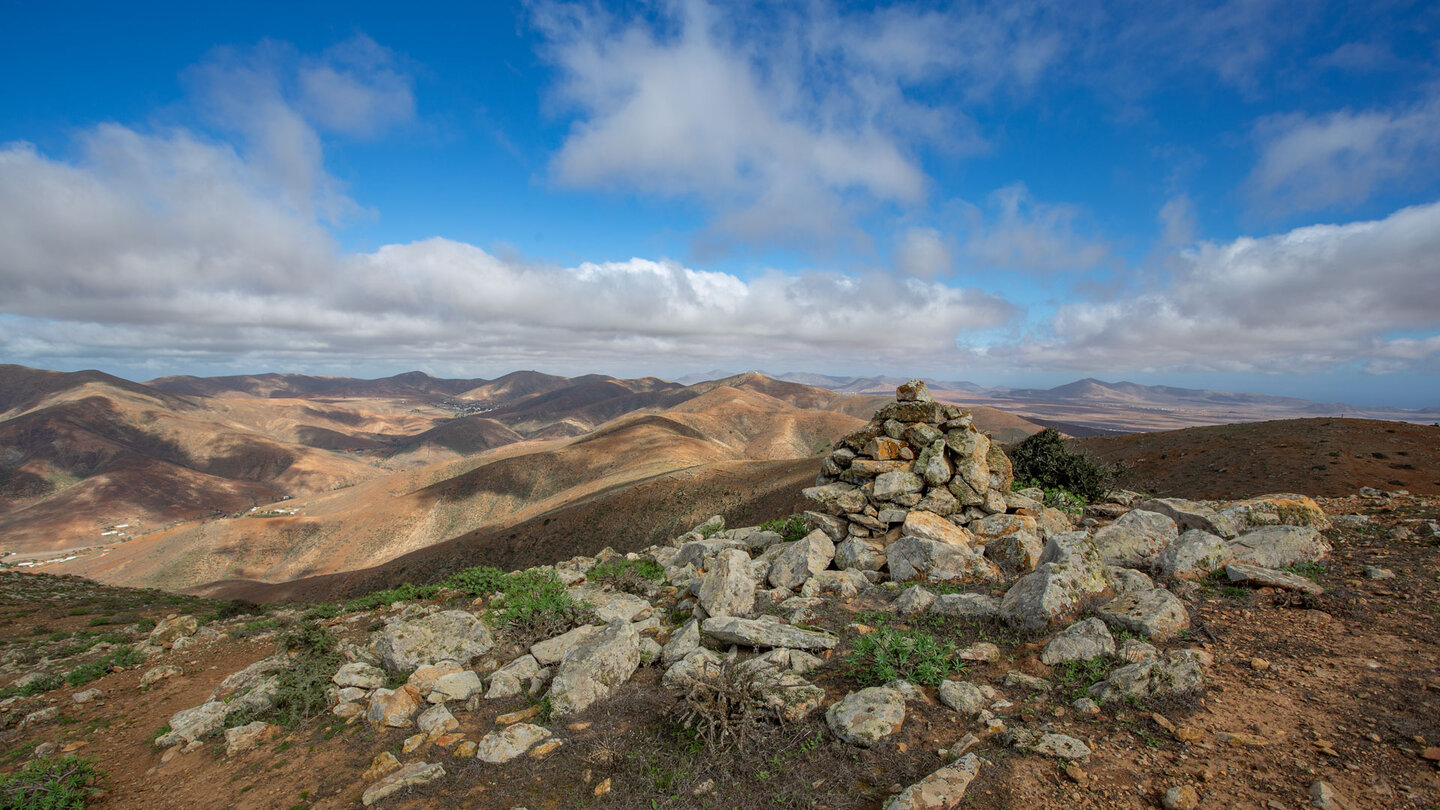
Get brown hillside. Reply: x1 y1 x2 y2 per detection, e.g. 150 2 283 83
1077 417 1440 499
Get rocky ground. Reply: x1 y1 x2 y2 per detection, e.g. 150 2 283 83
0 386 1437 810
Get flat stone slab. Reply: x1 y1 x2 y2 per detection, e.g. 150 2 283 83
883 753 982 810
702 617 838 650
1225 563 1323 594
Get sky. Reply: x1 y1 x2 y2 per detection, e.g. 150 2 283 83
2 1 1439 408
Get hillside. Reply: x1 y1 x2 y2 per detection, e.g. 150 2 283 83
1076 417 1440 499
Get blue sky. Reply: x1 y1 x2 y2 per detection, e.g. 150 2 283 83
2 1 1439 407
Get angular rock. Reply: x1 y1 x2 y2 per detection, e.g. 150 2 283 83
1107 566 1155 596
864 436 909 460
826 687 905 746
1227 525 1331 568
530 625 601 667
371 610 495 674
800 569 868 599
1010 729 1092 760
915 487 960 517
902 511 976 548
805 511 849 542
985 530 1043 574
548 619 640 717
333 662 387 690
1093 510 1178 568
937 680 990 715
225 721 281 756
892 585 937 617
1157 529 1234 579
428 670 484 703
1090 651 1204 702
661 618 701 666
1138 498 1239 538
802 482 867 516
156 701 227 748
929 593 1000 620
211 654 287 702
148 615 199 649
139 665 183 690
834 537 887 572
914 440 953 487
753 670 826 722
417 704 458 738
874 471 925 501
875 400 947 424
367 685 422 728
883 753 982 810
768 532 836 590
999 532 1111 631
662 649 722 690
887 537 1000 584
896 379 933 402
571 588 652 623
698 548 758 617
702 617 838 651
1094 588 1189 641
1040 618 1115 665
475 722 553 763
1224 563 1323 594
361 761 445 806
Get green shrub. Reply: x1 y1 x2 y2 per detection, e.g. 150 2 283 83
300 603 342 621
1052 657 1115 701
490 569 596 645
0 756 104 809
226 621 339 730
8 673 63 698
343 583 438 612
588 558 664 594
845 627 960 686
63 646 142 687
759 515 810 543
441 566 510 597
1007 429 1118 503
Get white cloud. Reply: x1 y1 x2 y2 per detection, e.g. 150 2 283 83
991 200 1440 373
532 1 1069 248
960 183 1110 273
894 227 954 278
1248 94 1440 215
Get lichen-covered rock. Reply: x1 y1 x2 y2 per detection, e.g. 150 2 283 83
999 532 1111 630
698 547 758 617
1157 529 1234 579
984 530 1043 574
1009 729 1092 760
547 619 640 717
1090 652 1204 702
874 470 926 501
1094 588 1189 641
367 685 422 728
929 592 1000 620
937 680 991 715
370 610 495 674
1040 617 1116 665
892 585 936 617
768 532 836 590
662 649 722 689
148 615 199 649
156 700 227 747
1227 525 1331 568
428 670 484 703
835 536 887 571
826 687 905 746
883 754 983 810
901 511 977 548
1093 510 1178 568
802 482 867 516
361 761 445 806
1225 562 1324 594
530 624 601 666
224 721 282 756
887 537 1001 584
702 617 838 650
333 662 387 690
1138 497 1239 538
661 618 701 666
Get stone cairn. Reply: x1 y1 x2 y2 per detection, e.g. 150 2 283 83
803 378 1068 582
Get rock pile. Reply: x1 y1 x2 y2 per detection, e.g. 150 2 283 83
803 379 1071 590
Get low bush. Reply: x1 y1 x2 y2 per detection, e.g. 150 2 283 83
441 565 509 597
64 646 144 687
845 627 960 686
1052 657 1114 701
0 756 104 809
1008 428 1119 503
588 558 664 594
225 621 339 730
343 583 438 612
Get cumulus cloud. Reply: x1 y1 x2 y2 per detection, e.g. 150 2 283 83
0 134 1015 374
532 1 1067 248
1248 94 1440 215
959 184 1110 273
893 227 953 278
990 200 1440 373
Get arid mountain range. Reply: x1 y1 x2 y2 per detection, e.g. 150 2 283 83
4 363 1437 601
768 373 1439 434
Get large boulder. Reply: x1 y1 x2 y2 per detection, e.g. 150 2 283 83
1138 498 1238 538
984 530 1043 574
886 537 1001 584
1093 510 1178 568
547 619 641 717
701 617 838 651
1090 652 1205 702
834 537 887 571
999 532 1111 631
530 624 601 667
370 610 495 674
802 482 867 516
768 532 836 590
826 687 905 746
148 615 199 650
1227 525 1331 568
874 471 926 501
156 701 227 748
698 548 758 617
367 685 422 728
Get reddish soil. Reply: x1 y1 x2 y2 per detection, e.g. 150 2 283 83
1076 418 1440 499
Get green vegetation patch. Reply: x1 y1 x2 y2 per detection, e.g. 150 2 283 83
758 515 810 543
64 646 144 687
1008 428 1120 503
1052 657 1116 701
0 756 104 810
225 622 339 730
343 583 438 612
587 558 664 594
845 626 961 687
